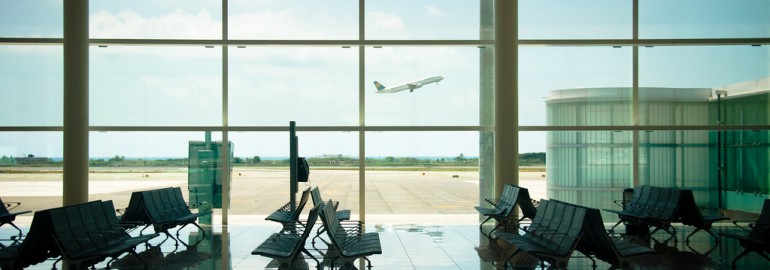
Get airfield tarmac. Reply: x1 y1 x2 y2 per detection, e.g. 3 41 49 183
0 167 547 225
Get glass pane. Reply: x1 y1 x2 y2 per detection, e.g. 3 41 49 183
90 46 222 126
547 130 631 222
0 45 63 126
229 47 357 126
90 0 221 39
228 0 357 40
90 131 225 225
640 0 770 39
518 131 547 202
519 0 632 40
520 46 632 126
0 132 63 211
639 46 770 126
365 0 481 40
0 0 62 38
365 47 481 126
638 130 715 207
365 131 479 224
722 130 770 193
228 131 359 216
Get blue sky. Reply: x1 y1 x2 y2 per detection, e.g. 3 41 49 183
1 0 769 158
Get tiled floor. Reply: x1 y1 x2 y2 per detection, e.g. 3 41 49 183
3 221 770 269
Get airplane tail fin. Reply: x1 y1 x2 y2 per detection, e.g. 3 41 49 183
373 81 386 92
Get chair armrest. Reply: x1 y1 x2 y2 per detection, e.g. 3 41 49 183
484 198 498 207
613 199 627 208
4 202 21 211
732 220 754 233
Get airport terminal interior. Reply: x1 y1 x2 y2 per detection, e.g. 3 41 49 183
1 1 770 269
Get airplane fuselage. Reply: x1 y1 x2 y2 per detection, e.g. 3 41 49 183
374 76 444 94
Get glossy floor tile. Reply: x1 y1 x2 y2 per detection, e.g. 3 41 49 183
2 221 770 269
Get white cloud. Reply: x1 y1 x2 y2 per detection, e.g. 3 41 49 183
425 6 446 17
90 9 221 39
365 11 407 39
229 10 355 39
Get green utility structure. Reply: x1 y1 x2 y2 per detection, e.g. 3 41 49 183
188 137 233 217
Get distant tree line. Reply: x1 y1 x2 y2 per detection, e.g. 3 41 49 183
519 152 546 166
0 153 546 167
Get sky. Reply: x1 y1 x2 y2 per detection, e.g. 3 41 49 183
0 0 769 159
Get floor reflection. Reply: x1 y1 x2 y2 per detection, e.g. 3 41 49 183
3 222 770 269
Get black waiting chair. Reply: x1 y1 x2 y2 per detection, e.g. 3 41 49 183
266 187 312 232
252 203 323 270
475 184 537 233
675 190 728 243
0 208 57 270
318 199 381 270
0 197 31 239
496 200 587 269
553 199 656 269
718 199 770 268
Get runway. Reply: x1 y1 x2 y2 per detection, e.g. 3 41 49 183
0 167 547 225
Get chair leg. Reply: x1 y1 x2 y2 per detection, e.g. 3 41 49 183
504 249 521 269
685 228 701 243
732 248 752 269
479 216 493 229
609 219 624 233
8 222 23 239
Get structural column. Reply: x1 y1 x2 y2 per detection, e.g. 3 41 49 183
494 0 518 197
63 0 89 206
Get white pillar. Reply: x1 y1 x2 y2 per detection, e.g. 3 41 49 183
63 0 89 206
494 0 519 197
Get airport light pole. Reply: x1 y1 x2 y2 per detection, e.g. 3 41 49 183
716 89 727 209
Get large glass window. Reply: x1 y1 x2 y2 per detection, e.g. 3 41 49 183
547 130 631 221
365 46 480 126
228 0 357 40
365 131 479 223
90 46 222 126
639 46 770 126
0 0 63 38
519 0 632 40
520 46 632 127
639 0 770 39
227 131 359 216
0 45 63 126
89 0 221 39
0 132 63 211
365 0 480 40
229 47 358 126
90 131 225 223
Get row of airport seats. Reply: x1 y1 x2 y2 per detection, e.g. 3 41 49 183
253 186 381 270
478 185 770 269
0 187 207 269
120 187 211 248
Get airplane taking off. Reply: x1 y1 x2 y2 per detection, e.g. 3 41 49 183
373 76 444 94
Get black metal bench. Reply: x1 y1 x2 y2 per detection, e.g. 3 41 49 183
475 184 537 233
0 197 31 239
310 187 351 222
252 204 323 270
318 199 381 270
675 189 728 243
266 187 312 232
718 199 770 268
553 199 656 269
604 185 682 239
309 187 361 248
496 199 586 269
120 187 210 248
49 200 159 269
0 207 57 269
